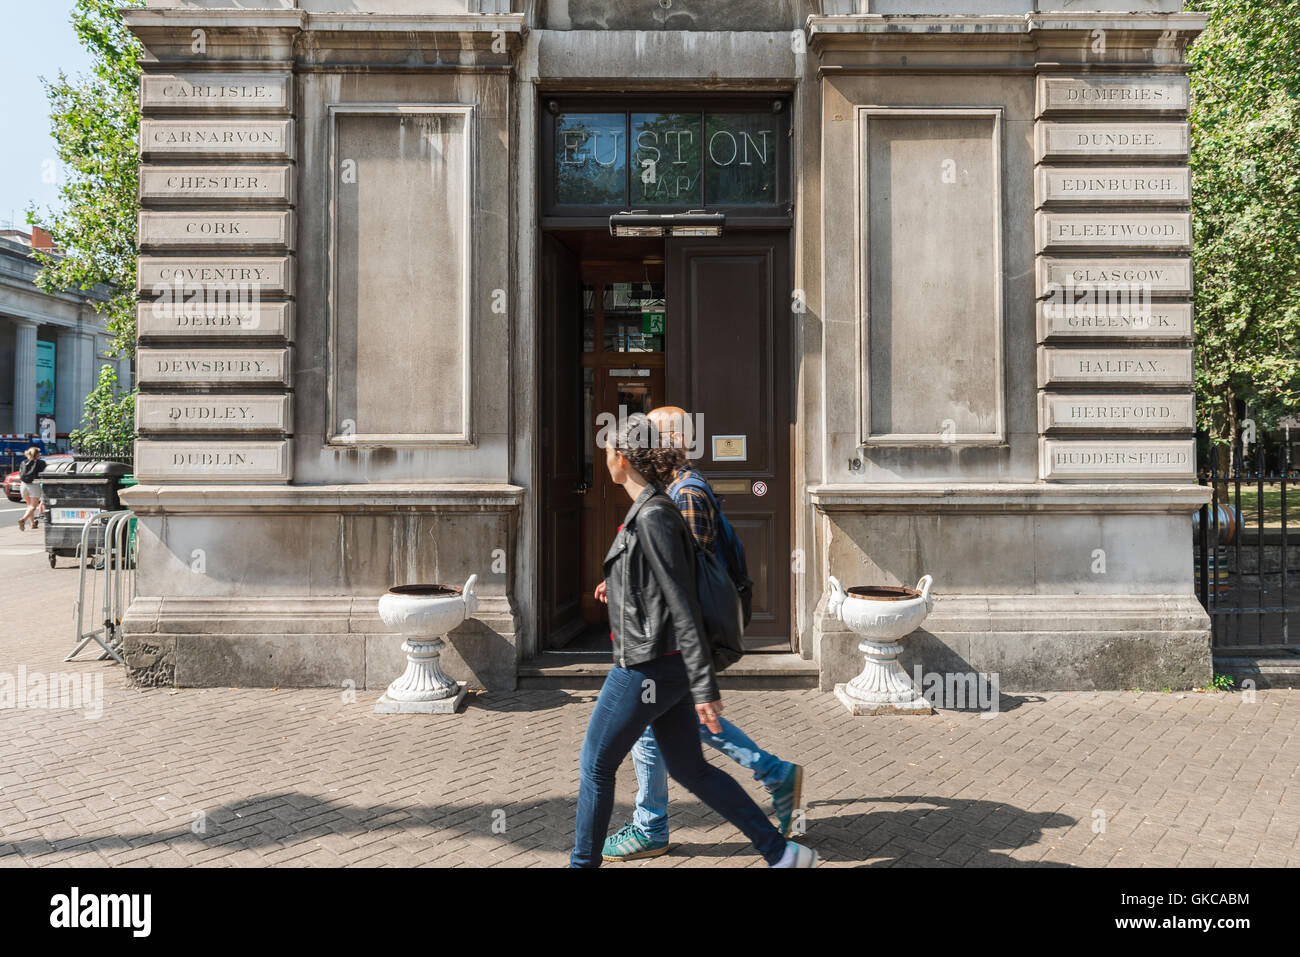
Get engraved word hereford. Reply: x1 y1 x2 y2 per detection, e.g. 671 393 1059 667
1039 393 1196 432
1038 348 1193 387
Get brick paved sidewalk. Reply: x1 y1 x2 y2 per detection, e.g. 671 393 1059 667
1 519 1297 868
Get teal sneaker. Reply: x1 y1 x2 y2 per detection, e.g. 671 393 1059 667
601 822 670 862
769 763 804 837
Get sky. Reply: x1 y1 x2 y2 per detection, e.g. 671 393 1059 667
0 0 94 233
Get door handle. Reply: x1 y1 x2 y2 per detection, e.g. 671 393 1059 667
574 481 591 494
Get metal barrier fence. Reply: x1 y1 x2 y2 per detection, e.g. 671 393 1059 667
67 510 136 664
1196 438 1294 651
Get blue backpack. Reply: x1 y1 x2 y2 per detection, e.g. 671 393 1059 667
675 476 754 628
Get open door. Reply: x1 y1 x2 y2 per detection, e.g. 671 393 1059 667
540 235 585 646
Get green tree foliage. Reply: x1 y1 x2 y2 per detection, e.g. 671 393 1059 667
70 363 135 453
28 0 143 365
1187 0 1300 452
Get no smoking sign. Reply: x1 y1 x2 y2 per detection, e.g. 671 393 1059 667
751 481 768 497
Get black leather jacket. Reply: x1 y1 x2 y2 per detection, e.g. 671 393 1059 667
604 484 719 705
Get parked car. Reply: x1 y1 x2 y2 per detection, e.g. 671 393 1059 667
4 454 75 503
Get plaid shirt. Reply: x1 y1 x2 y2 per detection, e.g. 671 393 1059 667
666 463 717 555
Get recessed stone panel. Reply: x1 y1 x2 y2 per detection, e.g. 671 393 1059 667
1037 76 1190 117
1038 347 1193 388
1035 122 1190 162
139 119 294 159
1038 301 1193 341
1037 167 1190 206
137 395 293 434
134 440 292 482
140 73 291 113
137 301 292 340
137 256 293 297
139 165 292 205
1039 393 1196 432
1040 439 1196 480
1037 212 1192 252
139 211 294 250
1038 257 1193 297
137 348 292 388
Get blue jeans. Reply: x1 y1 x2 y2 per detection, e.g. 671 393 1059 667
570 654 788 868
632 719 791 841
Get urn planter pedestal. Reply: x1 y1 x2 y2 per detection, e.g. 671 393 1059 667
827 574 936 716
374 575 478 715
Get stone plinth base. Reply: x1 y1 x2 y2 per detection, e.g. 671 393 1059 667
375 682 467 714
834 684 935 716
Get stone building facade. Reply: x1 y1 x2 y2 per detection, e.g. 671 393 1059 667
120 0 1213 692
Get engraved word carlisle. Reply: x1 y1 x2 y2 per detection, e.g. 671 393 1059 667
1035 122 1189 162
137 301 292 339
139 211 293 250
139 165 292 204
1039 393 1196 432
1037 212 1192 252
140 73 291 112
140 119 294 159
1040 439 1195 480
1038 301 1193 341
1038 347 1193 388
1037 76 1190 116
137 256 292 297
1037 168 1190 206
1038 257 1193 297
137 348 292 388
134 440 291 482
137 395 293 434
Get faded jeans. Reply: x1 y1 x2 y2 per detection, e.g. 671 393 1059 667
632 718 791 841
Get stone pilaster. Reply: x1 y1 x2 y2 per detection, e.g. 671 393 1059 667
1032 17 1201 483
134 68 296 483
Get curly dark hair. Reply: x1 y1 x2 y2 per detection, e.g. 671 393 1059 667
612 412 685 488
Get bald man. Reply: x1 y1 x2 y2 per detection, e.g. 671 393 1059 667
598 405 803 862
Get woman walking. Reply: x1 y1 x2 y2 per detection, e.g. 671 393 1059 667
17 446 46 532
570 414 816 868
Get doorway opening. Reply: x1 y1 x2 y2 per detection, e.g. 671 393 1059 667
539 227 793 654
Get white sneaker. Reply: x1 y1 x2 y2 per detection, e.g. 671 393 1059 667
771 841 819 868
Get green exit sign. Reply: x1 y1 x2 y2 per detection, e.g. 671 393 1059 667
642 311 665 335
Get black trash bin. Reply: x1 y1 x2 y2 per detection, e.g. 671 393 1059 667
41 461 132 568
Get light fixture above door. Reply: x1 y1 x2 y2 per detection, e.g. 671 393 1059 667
609 209 726 238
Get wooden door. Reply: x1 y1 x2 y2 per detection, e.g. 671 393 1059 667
666 233 793 650
540 235 585 645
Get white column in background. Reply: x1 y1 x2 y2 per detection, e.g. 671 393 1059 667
11 318 38 435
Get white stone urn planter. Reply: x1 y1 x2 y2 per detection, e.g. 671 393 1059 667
374 575 477 714
827 574 935 716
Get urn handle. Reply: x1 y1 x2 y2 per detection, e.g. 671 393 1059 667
462 574 479 618
916 574 934 612
827 575 846 621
